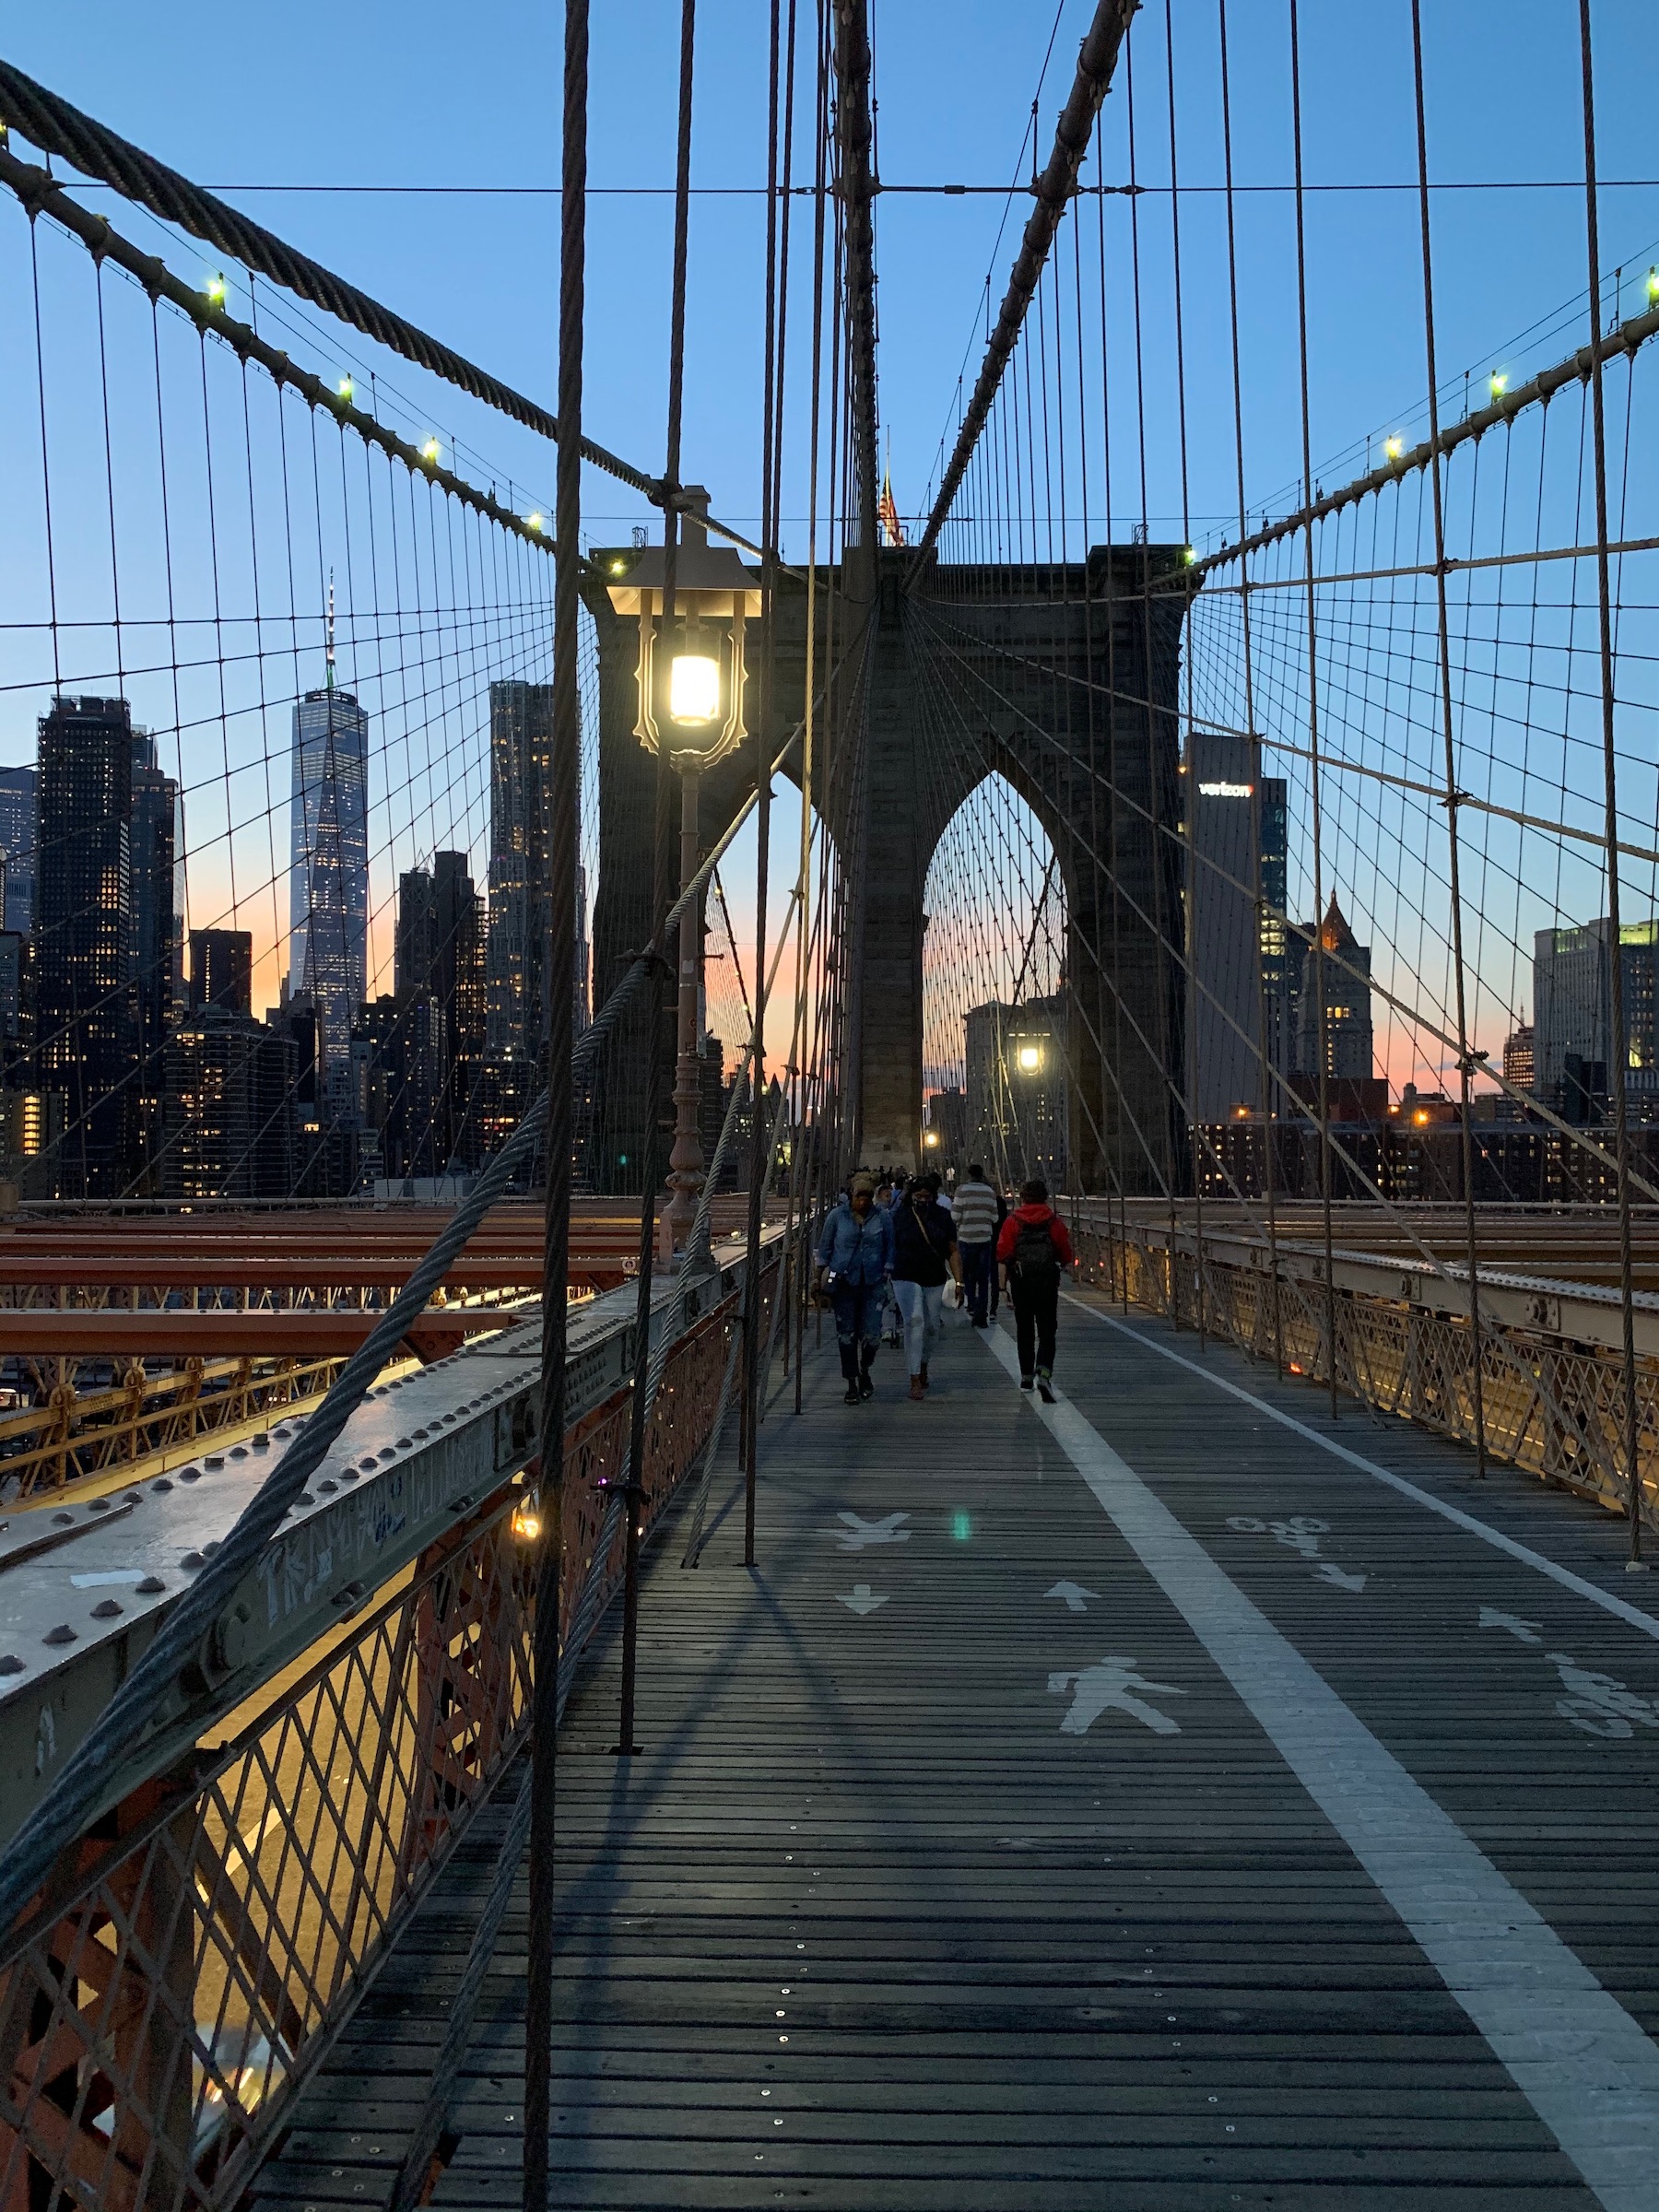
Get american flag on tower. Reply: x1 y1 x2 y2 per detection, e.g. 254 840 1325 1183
877 468 904 547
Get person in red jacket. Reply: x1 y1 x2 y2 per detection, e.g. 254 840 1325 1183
995 1176 1074 1401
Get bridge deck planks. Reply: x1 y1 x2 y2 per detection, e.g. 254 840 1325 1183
255 1288 1659 2209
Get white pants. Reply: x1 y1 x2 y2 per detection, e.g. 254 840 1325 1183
892 1278 945 1377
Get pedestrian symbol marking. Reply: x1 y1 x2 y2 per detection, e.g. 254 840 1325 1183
1548 1653 1659 1738
1047 1656 1185 1736
1228 1512 1327 1559
1478 1606 1544 1644
837 1583 888 1616
834 1511 912 1551
1045 1581 1100 1614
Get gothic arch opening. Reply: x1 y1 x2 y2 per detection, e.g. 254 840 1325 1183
922 771 1069 1191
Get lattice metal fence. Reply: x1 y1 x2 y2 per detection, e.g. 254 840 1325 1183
1069 1207 1659 1531
0 1281 759 2212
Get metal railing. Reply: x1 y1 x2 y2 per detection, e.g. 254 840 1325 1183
0 1356 345 1500
0 1242 780 2212
1068 1202 1659 1530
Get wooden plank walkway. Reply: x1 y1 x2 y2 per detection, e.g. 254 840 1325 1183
257 1285 1659 2209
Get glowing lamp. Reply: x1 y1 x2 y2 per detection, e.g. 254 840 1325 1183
1017 1043 1042 1074
511 1504 542 1543
1384 434 1404 462
604 524 762 771
1648 266 1659 304
337 377 355 402
1488 372 1509 400
205 273 227 306
526 511 544 533
668 640 721 727
923 1129 941 1149
421 438 441 465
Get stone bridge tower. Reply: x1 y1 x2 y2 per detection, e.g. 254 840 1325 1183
582 543 1190 1199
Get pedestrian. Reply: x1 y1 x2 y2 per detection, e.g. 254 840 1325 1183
952 1161 1000 1328
989 1181 1009 1319
890 1171 961 1400
815 1171 894 1404
996 1175 1073 1401
876 1172 903 1343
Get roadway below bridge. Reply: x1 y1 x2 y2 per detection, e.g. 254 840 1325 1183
259 1285 1659 2209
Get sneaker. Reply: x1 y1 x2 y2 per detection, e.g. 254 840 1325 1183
843 1385 861 1406
909 1376 926 1402
858 1373 874 1400
1019 1373 1035 1392
1037 1372 1056 1405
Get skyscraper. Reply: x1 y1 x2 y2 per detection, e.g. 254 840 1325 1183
190 928 253 1018
0 765 37 935
394 851 487 1168
486 679 552 1065
130 729 179 1187
1295 895 1375 1084
1534 917 1659 1121
35 696 137 1195
290 634 369 1070
1186 731 1265 1122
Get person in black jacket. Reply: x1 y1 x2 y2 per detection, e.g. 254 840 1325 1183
890 1172 961 1400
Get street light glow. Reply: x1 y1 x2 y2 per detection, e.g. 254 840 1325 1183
337 377 354 402
421 438 441 465
1488 372 1509 400
1384 434 1404 461
205 273 227 306
1017 1043 1041 1073
668 651 720 726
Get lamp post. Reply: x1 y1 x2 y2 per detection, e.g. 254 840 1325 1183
606 500 760 1251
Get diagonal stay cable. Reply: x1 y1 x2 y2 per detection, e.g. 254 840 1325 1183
0 699 822 1944
0 58 773 565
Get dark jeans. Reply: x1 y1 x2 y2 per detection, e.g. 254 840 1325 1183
959 1240 995 1324
1011 1271 1059 1377
831 1279 884 1382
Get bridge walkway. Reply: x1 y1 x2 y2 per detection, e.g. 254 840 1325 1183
258 1286 1659 2209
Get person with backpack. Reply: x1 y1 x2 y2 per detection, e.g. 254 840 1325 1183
890 1172 961 1401
996 1176 1073 1401
815 1171 895 1404
952 1162 1000 1329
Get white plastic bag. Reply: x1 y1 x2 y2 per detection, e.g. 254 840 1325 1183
941 1277 962 1311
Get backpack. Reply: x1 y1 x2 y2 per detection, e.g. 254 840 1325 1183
1011 1215 1060 1282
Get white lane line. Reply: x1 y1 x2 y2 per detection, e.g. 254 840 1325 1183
983 1321 1659 2212
1064 1292 1659 1644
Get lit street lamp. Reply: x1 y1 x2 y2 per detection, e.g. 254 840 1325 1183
606 501 760 1249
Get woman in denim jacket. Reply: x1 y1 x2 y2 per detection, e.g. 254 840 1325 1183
815 1171 895 1404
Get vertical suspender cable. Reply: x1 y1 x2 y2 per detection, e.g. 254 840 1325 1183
524 0 586 2196
1218 0 1282 1375
1408 0 1488 1479
1164 0 1204 1344
1288 0 1340 1418
1575 0 1645 1561
616 0 700 1755
742 0 785 1566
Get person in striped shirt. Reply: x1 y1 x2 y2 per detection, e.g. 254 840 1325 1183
952 1163 1001 1328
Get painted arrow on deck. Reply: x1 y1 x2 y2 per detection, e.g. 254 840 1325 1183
837 1584 888 1615
1312 1561 1369 1593
1478 1606 1543 1643
1044 1581 1101 1613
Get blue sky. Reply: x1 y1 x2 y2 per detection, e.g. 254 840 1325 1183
11 1 1657 550
6 2 1659 1084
